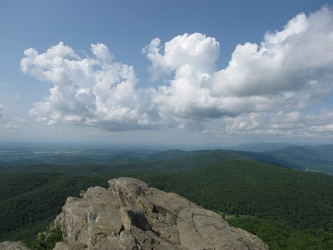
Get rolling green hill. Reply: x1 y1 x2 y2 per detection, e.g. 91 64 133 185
0 149 252 174
141 160 333 229
2 143 333 175
1 146 333 249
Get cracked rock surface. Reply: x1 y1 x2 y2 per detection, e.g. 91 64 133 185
54 177 268 250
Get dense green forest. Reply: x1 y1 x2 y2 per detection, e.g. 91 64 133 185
0 147 333 249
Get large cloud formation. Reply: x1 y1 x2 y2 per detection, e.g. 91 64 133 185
21 43 156 130
21 7 333 138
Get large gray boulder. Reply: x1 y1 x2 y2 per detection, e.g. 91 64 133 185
0 241 30 250
54 177 268 250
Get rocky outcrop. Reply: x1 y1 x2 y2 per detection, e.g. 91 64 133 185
53 177 268 250
0 241 30 250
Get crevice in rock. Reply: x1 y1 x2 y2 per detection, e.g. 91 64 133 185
117 189 128 205
97 232 107 240
118 225 125 235
152 205 158 213
127 210 150 231
127 210 161 237
152 204 172 216
134 237 142 250
151 229 161 237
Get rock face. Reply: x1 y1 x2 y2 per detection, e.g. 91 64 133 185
54 177 268 250
0 241 30 250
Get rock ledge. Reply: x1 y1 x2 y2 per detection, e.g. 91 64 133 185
53 177 268 250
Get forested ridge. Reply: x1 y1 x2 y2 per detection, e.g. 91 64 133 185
0 148 333 249
140 160 333 229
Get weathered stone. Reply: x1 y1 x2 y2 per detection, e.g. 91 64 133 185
0 241 29 250
53 177 268 249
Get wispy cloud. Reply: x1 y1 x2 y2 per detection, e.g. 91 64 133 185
20 7 333 138
0 104 29 131
203 111 333 138
0 104 5 119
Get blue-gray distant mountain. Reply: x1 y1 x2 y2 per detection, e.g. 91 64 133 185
263 145 333 175
232 142 296 152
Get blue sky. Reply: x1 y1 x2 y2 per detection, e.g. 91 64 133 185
1 0 333 146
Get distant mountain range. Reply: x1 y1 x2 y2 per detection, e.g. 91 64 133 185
1 142 332 175
232 142 298 152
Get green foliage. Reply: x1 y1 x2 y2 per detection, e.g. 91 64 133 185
228 216 333 250
30 226 62 250
141 161 333 229
1 149 333 249
0 172 108 243
138 160 333 249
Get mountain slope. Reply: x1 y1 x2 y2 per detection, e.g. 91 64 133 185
2 143 333 175
141 160 333 229
1 148 333 249
264 145 333 174
233 142 296 152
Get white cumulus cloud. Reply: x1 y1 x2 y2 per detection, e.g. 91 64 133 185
21 7 333 138
142 7 333 120
144 33 219 79
21 42 157 130
210 7 333 112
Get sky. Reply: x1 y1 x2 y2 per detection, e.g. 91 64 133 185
1 0 333 146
